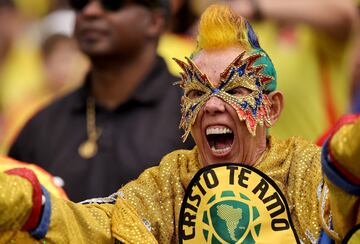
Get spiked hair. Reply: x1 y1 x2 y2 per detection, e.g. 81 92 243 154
192 4 277 93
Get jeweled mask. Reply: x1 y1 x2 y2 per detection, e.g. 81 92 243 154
174 51 274 142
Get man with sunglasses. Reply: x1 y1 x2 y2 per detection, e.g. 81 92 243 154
8 0 194 202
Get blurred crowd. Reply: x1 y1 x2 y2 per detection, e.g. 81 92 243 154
0 0 359 201
0 0 89 152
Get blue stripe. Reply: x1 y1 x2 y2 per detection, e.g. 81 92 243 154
30 185 51 240
318 230 334 244
321 139 360 195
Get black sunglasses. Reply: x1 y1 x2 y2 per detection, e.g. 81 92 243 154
68 0 159 12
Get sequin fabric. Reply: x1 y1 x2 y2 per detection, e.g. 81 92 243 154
0 171 115 243
174 51 273 141
330 119 360 180
0 173 37 243
1 130 359 243
117 136 325 243
44 197 114 243
327 118 360 240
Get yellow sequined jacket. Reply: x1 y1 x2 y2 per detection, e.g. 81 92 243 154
0 119 359 243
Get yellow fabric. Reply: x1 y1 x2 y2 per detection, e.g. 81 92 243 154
326 118 360 240
0 231 39 244
112 197 158 243
347 229 360 244
0 156 67 198
325 179 360 241
118 137 323 243
0 173 34 243
330 118 360 177
253 22 351 141
45 198 114 243
1 135 359 243
157 33 196 76
0 172 115 243
0 156 67 243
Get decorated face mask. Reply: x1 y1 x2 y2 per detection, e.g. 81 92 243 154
174 51 274 142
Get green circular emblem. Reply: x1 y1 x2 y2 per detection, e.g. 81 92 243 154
201 191 261 244
179 163 299 244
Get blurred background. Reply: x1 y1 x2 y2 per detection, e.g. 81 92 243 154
0 0 359 154
0 0 89 152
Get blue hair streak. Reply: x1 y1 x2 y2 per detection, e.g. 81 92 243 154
245 19 261 49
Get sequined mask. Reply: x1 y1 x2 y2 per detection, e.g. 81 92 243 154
174 51 274 142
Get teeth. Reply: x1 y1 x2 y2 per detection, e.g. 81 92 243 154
211 145 232 154
206 127 233 135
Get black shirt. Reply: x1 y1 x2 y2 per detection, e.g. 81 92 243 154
9 57 194 202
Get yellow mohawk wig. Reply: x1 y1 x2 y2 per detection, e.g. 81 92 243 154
197 4 252 52
193 4 277 93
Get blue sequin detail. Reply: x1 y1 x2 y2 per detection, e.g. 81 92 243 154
237 65 246 76
255 98 261 106
227 69 235 82
252 107 257 116
255 79 261 87
213 88 220 94
218 82 225 90
241 102 248 109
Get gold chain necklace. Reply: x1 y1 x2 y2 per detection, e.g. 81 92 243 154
78 97 102 159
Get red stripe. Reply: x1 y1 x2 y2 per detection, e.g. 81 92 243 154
327 114 360 185
5 168 43 231
330 114 360 135
0 156 68 199
328 149 360 186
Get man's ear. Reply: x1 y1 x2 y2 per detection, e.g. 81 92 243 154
146 10 166 38
267 91 284 126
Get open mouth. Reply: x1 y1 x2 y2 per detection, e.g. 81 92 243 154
206 126 234 155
